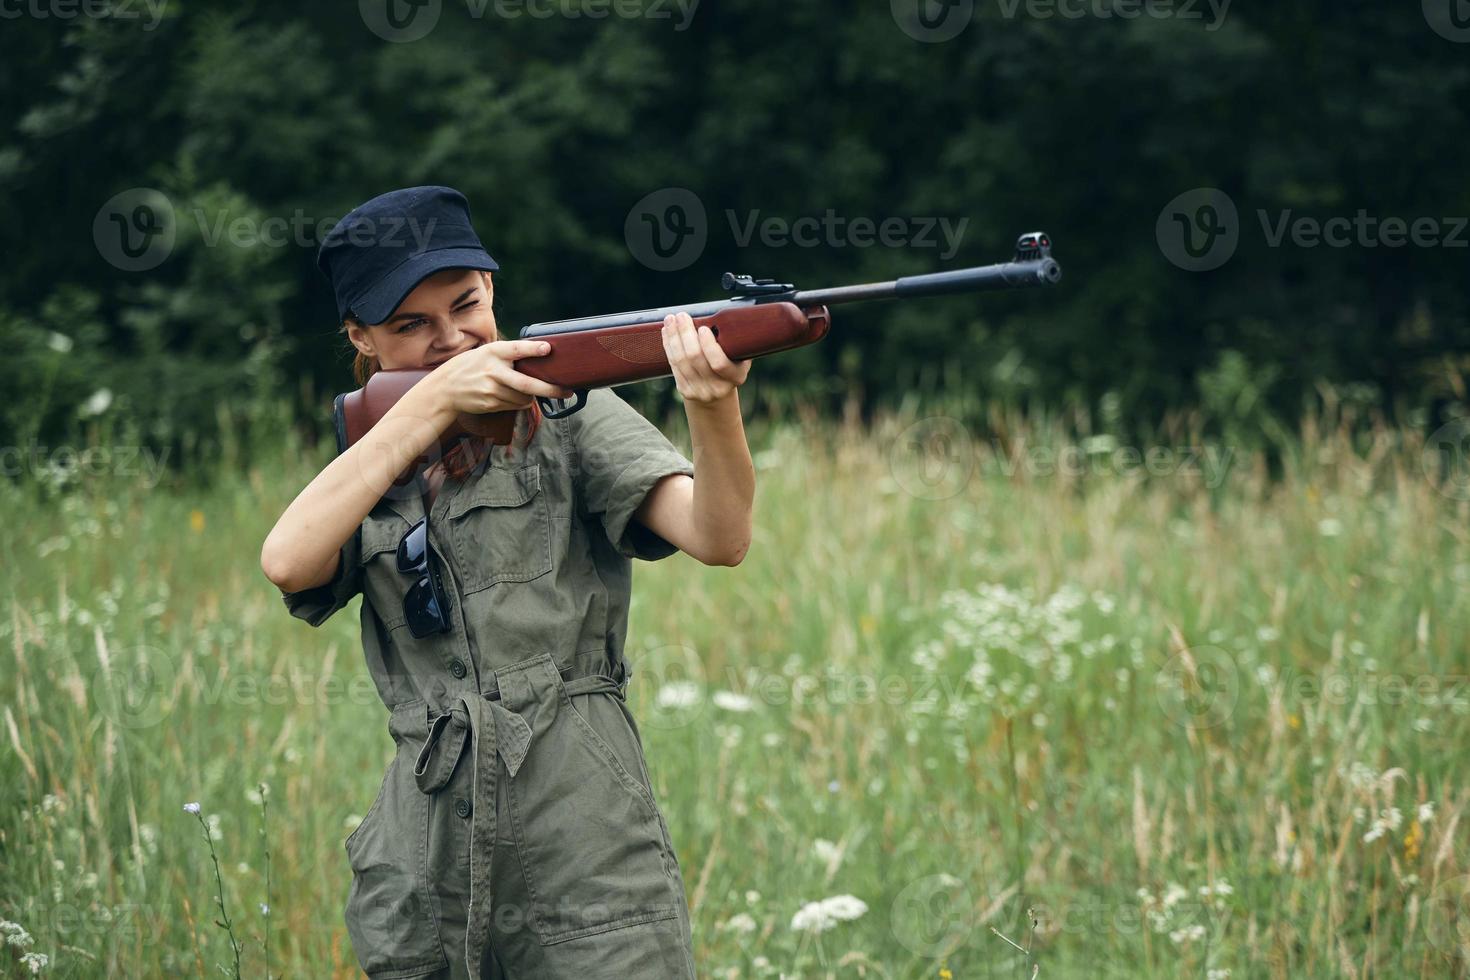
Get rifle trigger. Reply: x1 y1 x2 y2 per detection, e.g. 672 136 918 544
538 390 588 419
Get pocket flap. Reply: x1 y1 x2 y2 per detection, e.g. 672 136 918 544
445 464 541 519
358 511 409 563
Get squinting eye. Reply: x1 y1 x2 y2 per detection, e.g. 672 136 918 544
398 320 425 334
456 301 479 313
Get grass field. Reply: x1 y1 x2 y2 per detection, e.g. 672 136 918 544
2 396 1468 978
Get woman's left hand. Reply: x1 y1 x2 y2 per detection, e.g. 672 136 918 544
661 312 753 405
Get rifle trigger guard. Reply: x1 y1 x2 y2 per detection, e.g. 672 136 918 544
537 389 587 419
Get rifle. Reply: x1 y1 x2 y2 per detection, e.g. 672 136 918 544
333 232 1061 460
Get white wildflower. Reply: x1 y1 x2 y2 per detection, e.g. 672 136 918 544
21 951 48 974
1344 762 1377 791
182 801 201 815
1169 923 1206 945
1418 802 1435 824
812 839 842 865
655 681 701 709
712 691 755 712
2 920 35 948
791 900 834 933
790 894 868 932
821 894 868 921
79 388 113 417
720 912 757 934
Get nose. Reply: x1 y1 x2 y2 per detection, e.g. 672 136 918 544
433 316 466 350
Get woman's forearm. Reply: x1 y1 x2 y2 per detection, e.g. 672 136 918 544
684 391 755 564
261 381 456 592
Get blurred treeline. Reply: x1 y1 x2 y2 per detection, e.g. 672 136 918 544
2 0 1467 471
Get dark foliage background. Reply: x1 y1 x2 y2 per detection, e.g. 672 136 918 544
2 0 1467 465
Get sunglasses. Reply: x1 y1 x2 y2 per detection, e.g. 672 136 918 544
396 517 452 638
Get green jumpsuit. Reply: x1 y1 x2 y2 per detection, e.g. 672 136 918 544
280 387 700 979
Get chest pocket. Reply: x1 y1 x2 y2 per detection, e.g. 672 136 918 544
357 511 413 631
446 463 553 594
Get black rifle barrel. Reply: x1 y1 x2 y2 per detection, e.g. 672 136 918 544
790 255 1061 307
522 254 1060 337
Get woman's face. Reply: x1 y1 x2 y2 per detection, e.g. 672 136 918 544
346 268 498 370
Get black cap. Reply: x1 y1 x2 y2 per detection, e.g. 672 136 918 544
316 186 499 325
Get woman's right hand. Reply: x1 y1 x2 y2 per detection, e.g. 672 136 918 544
425 340 574 416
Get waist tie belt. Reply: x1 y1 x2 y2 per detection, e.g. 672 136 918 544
410 661 629 980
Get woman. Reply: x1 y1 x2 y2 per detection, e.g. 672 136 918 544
260 186 754 979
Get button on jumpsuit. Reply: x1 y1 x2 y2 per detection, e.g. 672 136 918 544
280 388 700 979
